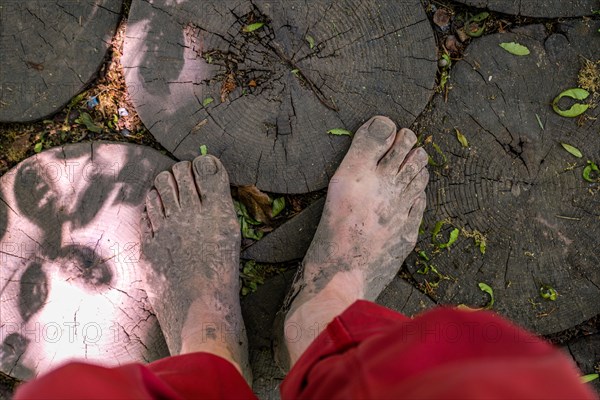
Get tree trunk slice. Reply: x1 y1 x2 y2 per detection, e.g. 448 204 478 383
408 22 600 335
0 1 122 122
563 333 600 393
455 0 597 18
122 0 437 193
0 142 173 381
241 197 325 263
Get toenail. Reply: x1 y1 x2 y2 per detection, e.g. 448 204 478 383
368 117 395 140
147 191 158 200
157 172 170 182
194 156 218 175
415 147 429 162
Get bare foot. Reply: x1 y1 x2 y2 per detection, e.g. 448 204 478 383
141 156 251 383
276 116 428 369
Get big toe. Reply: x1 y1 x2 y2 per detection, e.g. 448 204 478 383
341 116 397 169
193 155 233 212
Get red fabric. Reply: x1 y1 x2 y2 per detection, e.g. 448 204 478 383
281 300 596 400
14 301 596 400
14 353 256 400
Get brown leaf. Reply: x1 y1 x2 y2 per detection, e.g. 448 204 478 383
433 8 451 29
220 73 237 102
237 185 272 224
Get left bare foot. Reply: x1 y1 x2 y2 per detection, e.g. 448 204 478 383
141 155 251 383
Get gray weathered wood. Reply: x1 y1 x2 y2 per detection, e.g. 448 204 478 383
407 21 600 335
0 142 173 381
0 1 122 122
122 0 437 193
563 333 600 394
455 0 597 18
242 197 325 262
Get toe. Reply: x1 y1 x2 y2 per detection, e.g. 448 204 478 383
341 116 397 169
145 189 164 231
193 155 233 211
405 168 429 200
154 171 180 216
172 161 201 209
406 193 427 241
396 147 429 187
378 128 418 173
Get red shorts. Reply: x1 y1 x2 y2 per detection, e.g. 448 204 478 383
14 301 595 399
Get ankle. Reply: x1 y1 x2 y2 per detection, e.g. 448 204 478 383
283 270 365 365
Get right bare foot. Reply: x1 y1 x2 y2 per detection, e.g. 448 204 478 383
276 116 428 369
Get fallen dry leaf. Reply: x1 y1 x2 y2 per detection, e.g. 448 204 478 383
237 185 272 224
221 73 237 102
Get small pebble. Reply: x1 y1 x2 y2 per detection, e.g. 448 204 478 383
118 107 129 117
120 128 133 137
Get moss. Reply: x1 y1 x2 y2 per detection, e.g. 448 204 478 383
578 58 599 93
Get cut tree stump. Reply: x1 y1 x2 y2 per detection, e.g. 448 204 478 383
407 21 600 335
0 1 122 122
563 333 600 393
0 142 173 381
455 0 597 18
241 197 325 263
122 0 437 193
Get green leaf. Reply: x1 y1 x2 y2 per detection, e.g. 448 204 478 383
560 143 583 158
552 88 590 118
428 143 447 167
199 145 208 156
581 374 599 383
240 217 264 240
272 197 285 217
471 11 489 22
478 282 494 309
540 285 558 301
243 22 265 33
432 220 446 241
554 103 589 118
499 42 530 56
583 160 599 182
234 201 261 225
439 228 459 249
465 12 489 37
291 69 300 76
327 128 352 136
479 240 486 255
535 114 544 130
75 112 102 133
202 97 214 107
556 88 590 101
68 91 87 108
418 250 430 261
34 142 43 153
306 35 315 49
455 128 469 148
